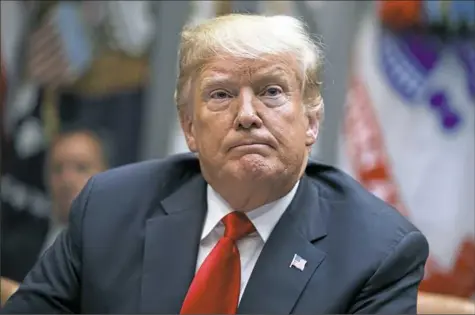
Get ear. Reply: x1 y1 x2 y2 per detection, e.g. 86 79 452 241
179 110 198 152
305 108 319 147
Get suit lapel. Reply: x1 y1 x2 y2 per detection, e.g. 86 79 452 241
238 176 328 314
140 175 207 314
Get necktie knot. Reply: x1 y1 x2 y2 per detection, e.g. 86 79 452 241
222 211 256 241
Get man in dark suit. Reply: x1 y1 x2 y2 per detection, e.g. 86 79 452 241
1 128 109 307
2 13 429 314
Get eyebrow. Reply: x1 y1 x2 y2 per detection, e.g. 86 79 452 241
200 73 235 90
254 65 292 78
199 64 296 91
253 67 293 88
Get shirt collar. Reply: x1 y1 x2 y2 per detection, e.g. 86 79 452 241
202 181 300 242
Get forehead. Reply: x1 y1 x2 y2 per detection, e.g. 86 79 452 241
51 133 102 160
198 54 302 85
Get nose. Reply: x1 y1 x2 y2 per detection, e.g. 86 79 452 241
57 166 79 186
234 88 263 130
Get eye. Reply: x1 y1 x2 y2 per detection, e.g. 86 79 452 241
74 163 91 174
261 86 283 97
210 90 232 99
259 85 288 107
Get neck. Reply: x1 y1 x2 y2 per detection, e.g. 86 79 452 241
203 154 308 212
218 179 299 212
210 161 305 212
51 205 69 227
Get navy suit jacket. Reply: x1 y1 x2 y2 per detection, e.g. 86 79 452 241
2 153 429 314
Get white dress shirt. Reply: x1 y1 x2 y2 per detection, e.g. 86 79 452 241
196 181 300 301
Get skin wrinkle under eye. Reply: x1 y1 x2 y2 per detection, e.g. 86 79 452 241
193 59 303 116
206 86 289 112
201 69 295 112
209 86 284 100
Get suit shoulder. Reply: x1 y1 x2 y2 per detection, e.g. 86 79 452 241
306 161 421 246
90 152 201 198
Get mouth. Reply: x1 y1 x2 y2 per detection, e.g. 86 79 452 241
229 141 273 152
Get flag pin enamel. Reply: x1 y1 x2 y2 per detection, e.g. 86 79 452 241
289 254 307 271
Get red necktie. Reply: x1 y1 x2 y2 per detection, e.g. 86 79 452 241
180 211 256 314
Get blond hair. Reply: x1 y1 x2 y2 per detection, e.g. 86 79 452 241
175 14 324 117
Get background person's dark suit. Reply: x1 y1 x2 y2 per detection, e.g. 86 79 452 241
2 153 429 314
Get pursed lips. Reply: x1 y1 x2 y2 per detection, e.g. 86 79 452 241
230 139 273 149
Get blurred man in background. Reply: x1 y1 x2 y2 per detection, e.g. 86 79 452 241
1 128 108 306
1 0 149 285
42 128 109 251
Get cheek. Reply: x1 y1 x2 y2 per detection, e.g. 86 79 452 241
74 180 87 194
265 106 306 144
79 173 93 185
50 175 63 187
198 112 227 131
194 111 230 150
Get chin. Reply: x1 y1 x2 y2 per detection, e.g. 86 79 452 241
230 154 279 181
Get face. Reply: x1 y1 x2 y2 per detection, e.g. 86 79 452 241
181 54 319 186
49 133 106 223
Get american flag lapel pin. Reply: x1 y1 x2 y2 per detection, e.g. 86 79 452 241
289 254 307 271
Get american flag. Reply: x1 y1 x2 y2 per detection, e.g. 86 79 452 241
27 2 93 88
289 254 307 271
